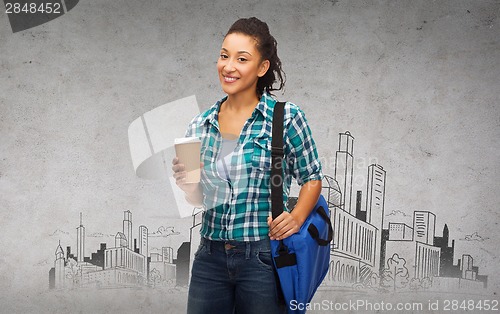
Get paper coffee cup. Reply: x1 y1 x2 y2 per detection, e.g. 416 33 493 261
174 137 201 183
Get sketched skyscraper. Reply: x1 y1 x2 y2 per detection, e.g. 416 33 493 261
366 164 386 226
413 211 436 245
335 131 354 215
139 225 148 256
76 212 85 262
123 211 133 251
366 164 386 272
55 242 65 289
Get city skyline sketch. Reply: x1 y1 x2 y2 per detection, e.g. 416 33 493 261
48 129 491 294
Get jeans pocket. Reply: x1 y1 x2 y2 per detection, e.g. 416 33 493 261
194 243 207 259
255 250 274 270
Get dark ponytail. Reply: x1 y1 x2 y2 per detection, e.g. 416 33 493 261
226 17 286 96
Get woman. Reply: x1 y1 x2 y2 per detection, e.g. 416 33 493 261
172 17 323 314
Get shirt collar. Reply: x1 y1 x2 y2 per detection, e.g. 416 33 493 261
255 92 276 121
203 92 277 126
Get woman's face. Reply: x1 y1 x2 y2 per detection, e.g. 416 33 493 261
217 33 269 98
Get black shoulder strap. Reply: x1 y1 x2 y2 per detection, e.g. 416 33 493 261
271 101 285 220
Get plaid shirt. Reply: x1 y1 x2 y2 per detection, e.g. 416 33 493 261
186 93 323 241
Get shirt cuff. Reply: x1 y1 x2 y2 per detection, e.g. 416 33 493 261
299 172 324 186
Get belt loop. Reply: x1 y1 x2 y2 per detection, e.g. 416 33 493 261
245 241 251 260
206 238 212 255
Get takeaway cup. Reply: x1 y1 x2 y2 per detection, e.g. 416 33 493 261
174 137 201 183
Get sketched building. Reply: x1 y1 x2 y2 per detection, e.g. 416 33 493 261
433 254 487 290
414 211 435 245
385 211 441 280
322 132 380 288
49 211 153 289
188 209 203 285
432 226 488 290
139 225 148 256
99 212 147 286
434 224 458 277
76 213 85 263
54 242 66 289
105 232 146 275
149 247 176 286
162 247 176 283
81 238 147 288
334 131 354 215
123 210 133 251
389 223 413 241
366 165 386 273
50 214 88 290
326 205 377 287
176 242 190 286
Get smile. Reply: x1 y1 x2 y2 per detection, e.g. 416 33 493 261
223 76 238 83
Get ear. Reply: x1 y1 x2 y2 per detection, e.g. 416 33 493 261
257 60 270 78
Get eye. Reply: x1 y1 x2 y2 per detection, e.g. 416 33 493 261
238 57 247 62
219 54 228 59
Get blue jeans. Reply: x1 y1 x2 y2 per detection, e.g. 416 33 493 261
187 237 285 314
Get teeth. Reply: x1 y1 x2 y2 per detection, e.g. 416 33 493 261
225 76 237 82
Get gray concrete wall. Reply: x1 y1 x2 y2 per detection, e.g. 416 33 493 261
1 0 498 312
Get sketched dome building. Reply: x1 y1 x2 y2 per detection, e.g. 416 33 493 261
322 175 342 209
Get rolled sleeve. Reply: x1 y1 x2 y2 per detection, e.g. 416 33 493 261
286 108 323 186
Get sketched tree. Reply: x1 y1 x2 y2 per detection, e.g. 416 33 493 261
149 268 162 288
409 278 421 291
408 276 432 291
421 277 432 290
65 258 81 289
381 253 409 291
137 273 147 286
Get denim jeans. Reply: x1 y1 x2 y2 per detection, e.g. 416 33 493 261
187 237 285 314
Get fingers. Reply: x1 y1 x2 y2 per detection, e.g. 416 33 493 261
272 227 297 241
172 157 187 186
172 157 185 172
172 158 204 172
173 171 187 184
268 212 299 240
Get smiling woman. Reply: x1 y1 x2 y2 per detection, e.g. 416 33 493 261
216 32 270 137
217 34 269 100
171 17 323 314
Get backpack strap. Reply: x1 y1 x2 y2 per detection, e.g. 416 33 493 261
270 101 298 269
271 101 285 220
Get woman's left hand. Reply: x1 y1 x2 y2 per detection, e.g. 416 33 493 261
267 212 301 240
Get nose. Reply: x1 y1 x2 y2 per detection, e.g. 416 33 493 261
223 59 235 72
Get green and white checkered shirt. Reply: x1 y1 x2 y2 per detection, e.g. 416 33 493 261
186 93 323 241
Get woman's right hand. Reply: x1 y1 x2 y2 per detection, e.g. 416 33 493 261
171 157 203 195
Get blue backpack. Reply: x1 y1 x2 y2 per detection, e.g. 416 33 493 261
270 102 333 314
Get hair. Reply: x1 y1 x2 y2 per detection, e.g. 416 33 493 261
226 17 286 96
